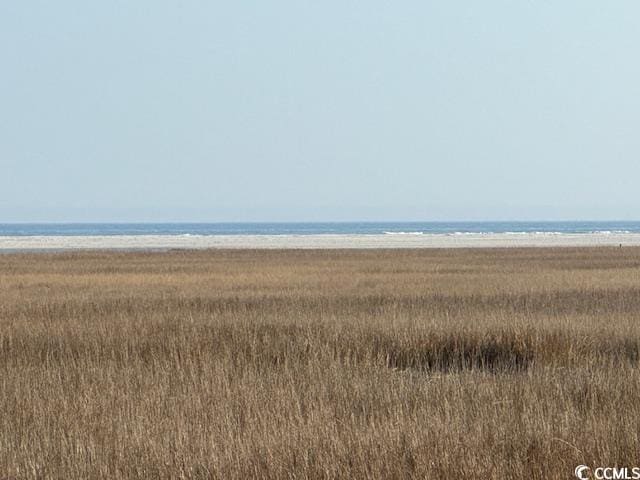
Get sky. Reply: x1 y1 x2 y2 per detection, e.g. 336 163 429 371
1 1 640 222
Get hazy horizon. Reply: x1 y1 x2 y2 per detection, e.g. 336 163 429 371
4 218 640 225
3 2 639 223
3 208 640 224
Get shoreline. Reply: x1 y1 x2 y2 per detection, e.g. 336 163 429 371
2 233 640 251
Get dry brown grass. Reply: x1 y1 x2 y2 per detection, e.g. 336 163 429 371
1 247 640 479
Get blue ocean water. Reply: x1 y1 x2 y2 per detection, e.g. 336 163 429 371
0 222 639 236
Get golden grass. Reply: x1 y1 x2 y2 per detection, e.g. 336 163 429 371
1 248 640 479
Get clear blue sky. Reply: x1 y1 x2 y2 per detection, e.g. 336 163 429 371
1 1 639 222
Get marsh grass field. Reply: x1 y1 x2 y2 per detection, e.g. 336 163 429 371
2 248 640 479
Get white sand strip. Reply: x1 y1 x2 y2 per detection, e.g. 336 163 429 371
2 233 640 251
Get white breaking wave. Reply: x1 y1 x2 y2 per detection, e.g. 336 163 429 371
589 230 632 235
383 231 424 235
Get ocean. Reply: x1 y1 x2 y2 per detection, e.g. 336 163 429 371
1 221 639 236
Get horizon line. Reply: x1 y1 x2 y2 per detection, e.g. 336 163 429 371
2 219 640 225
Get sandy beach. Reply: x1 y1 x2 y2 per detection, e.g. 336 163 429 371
2 232 640 251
